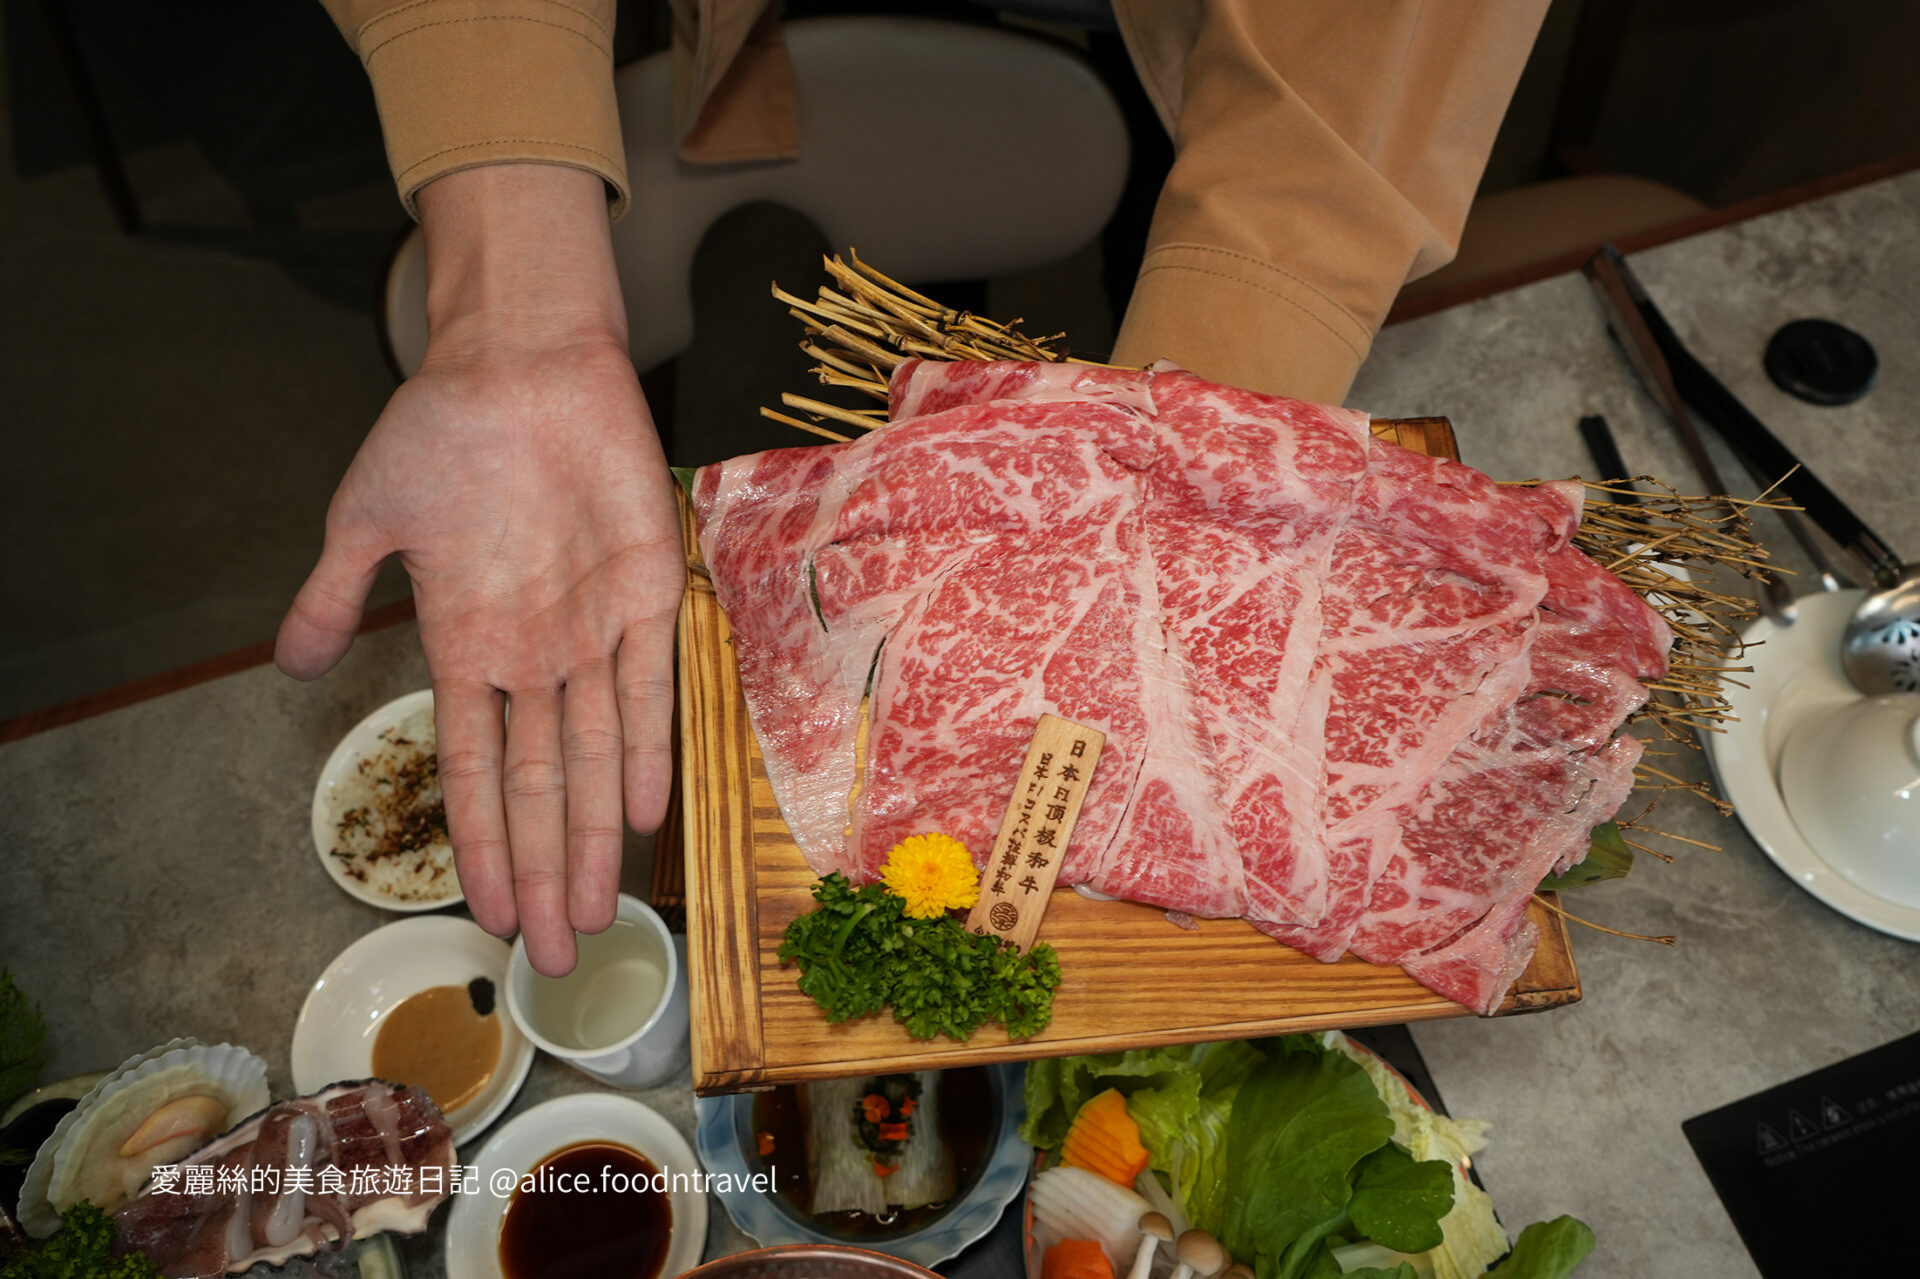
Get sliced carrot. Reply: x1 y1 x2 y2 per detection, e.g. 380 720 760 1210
878 1121 909 1141
862 1094 890 1123
1060 1088 1150 1188
756 1131 777 1157
1042 1238 1114 1279
872 1159 894 1178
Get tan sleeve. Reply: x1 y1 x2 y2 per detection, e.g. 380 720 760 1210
1109 0 1548 405
320 0 629 219
670 0 797 163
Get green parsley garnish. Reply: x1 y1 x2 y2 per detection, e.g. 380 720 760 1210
0 1203 162 1279
779 872 1061 1040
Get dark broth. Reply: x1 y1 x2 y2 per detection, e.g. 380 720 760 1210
498 1142 672 1279
750 1067 994 1239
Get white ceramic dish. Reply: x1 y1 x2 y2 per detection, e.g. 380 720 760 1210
1704 588 1920 940
1779 694 1920 906
506 895 691 1089
313 689 463 911
445 1093 707 1279
291 916 533 1147
695 1064 1029 1269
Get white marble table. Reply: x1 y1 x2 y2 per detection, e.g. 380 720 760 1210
5 168 1918 1279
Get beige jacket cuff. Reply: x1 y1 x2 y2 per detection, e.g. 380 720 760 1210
1111 243 1372 407
333 0 629 219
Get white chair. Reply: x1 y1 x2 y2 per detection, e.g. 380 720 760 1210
381 15 1130 377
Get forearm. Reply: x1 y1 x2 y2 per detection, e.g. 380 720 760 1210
416 164 629 361
1111 0 1547 405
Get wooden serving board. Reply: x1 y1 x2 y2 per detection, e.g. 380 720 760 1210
676 416 1579 1096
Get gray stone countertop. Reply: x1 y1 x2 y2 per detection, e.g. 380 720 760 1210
4 171 1919 1279
1352 169 1920 1278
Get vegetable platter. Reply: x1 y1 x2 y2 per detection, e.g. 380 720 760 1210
1019 1033 1596 1279
675 418 1582 1098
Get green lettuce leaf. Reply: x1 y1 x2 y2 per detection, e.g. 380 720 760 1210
1129 1038 1266 1234
1347 1143 1454 1254
1486 1217 1596 1278
1221 1045 1393 1278
1022 1036 1592 1279
1019 1042 1205 1151
1538 823 1633 891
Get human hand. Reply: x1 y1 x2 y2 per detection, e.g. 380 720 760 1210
276 166 683 976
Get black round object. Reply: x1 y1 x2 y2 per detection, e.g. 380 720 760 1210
0 1097 78 1216
1764 318 1878 406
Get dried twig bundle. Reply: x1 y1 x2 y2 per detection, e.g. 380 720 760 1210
759 252 1110 442
1499 474 1782 741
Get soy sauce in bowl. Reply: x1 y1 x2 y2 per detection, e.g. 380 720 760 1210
499 1141 672 1279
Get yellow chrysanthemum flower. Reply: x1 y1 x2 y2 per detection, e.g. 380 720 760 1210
880 833 981 918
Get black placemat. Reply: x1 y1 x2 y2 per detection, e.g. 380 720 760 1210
1683 1030 1920 1276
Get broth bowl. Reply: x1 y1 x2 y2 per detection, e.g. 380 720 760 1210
693 1063 1029 1268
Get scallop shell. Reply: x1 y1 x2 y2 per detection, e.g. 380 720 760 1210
16 1038 270 1237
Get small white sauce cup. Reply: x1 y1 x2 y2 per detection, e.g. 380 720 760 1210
504 894 691 1088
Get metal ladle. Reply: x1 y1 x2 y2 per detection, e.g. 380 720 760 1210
1842 566 1920 693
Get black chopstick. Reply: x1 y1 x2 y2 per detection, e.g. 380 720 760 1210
1578 413 1642 505
1645 308 1899 583
1595 247 1902 585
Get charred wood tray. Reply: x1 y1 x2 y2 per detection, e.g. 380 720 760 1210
674 417 1579 1096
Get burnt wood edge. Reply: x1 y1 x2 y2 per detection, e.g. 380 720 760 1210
1502 893 1582 1015
1387 149 1920 325
0 596 419 745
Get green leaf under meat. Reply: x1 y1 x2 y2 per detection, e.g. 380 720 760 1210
1537 822 1634 891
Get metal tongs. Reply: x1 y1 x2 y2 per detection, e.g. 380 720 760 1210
1581 246 1898 622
